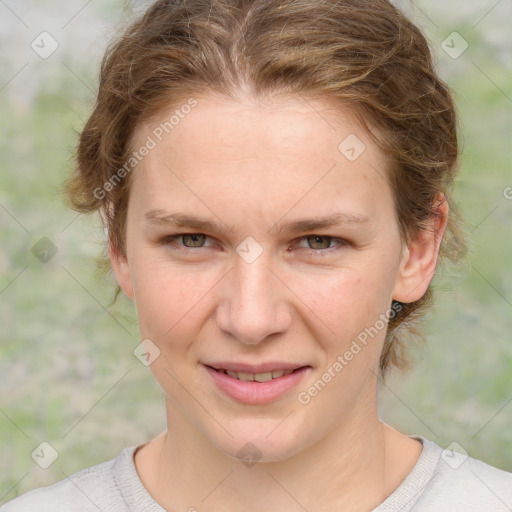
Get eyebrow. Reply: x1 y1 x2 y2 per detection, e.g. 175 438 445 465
143 209 370 235
144 210 232 235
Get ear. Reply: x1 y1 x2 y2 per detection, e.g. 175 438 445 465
109 240 134 300
392 194 449 303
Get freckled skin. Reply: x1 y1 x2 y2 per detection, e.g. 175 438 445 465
110 92 447 511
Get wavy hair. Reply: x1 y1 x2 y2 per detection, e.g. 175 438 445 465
65 0 467 375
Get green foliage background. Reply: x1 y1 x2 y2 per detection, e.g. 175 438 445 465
1 0 511 503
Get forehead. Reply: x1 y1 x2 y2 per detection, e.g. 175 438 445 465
127 93 392 226
136 93 377 165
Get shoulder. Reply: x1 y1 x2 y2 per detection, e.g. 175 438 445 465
0 447 137 512
415 438 512 511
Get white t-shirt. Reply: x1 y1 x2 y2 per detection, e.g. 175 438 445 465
2 436 511 511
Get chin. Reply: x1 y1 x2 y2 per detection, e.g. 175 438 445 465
207 418 314 464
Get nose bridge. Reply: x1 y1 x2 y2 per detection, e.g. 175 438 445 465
217 251 291 345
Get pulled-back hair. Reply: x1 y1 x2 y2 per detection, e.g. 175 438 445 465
65 0 466 375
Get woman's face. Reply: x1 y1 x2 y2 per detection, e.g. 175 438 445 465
111 92 432 462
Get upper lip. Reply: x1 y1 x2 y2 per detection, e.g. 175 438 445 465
204 361 310 374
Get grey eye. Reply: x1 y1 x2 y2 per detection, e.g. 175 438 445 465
306 235 332 250
181 234 207 247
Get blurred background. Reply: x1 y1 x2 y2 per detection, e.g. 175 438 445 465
1 0 511 502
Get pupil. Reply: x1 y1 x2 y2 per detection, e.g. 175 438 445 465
310 235 329 249
185 234 204 247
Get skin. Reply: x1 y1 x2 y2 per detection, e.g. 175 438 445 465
110 91 448 511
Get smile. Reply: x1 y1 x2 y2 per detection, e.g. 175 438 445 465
215 368 295 382
203 364 311 405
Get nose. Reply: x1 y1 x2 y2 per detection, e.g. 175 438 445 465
215 254 293 346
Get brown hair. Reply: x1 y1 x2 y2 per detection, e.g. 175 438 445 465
65 0 466 375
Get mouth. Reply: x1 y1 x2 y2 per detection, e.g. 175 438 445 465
202 363 312 405
206 366 307 382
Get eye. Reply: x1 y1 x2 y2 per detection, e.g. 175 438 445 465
163 233 212 249
295 235 347 254
160 233 347 255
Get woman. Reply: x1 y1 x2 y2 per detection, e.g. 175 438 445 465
3 0 511 510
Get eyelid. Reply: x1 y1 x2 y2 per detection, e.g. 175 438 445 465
163 233 215 248
294 235 347 252
161 232 347 254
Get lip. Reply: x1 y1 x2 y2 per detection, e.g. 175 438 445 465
203 363 312 405
204 361 307 373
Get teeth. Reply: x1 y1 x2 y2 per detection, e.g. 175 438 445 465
254 372 273 382
218 368 297 381
237 371 255 381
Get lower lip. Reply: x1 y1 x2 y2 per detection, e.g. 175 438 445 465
203 365 311 405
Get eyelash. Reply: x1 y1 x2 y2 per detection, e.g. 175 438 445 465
160 233 347 256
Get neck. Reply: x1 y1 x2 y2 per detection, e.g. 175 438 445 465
134 382 422 511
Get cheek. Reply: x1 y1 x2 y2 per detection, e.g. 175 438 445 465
131 256 219 341
291 266 393 347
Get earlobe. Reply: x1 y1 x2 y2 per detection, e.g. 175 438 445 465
109 241 134 300
392 194 449 303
